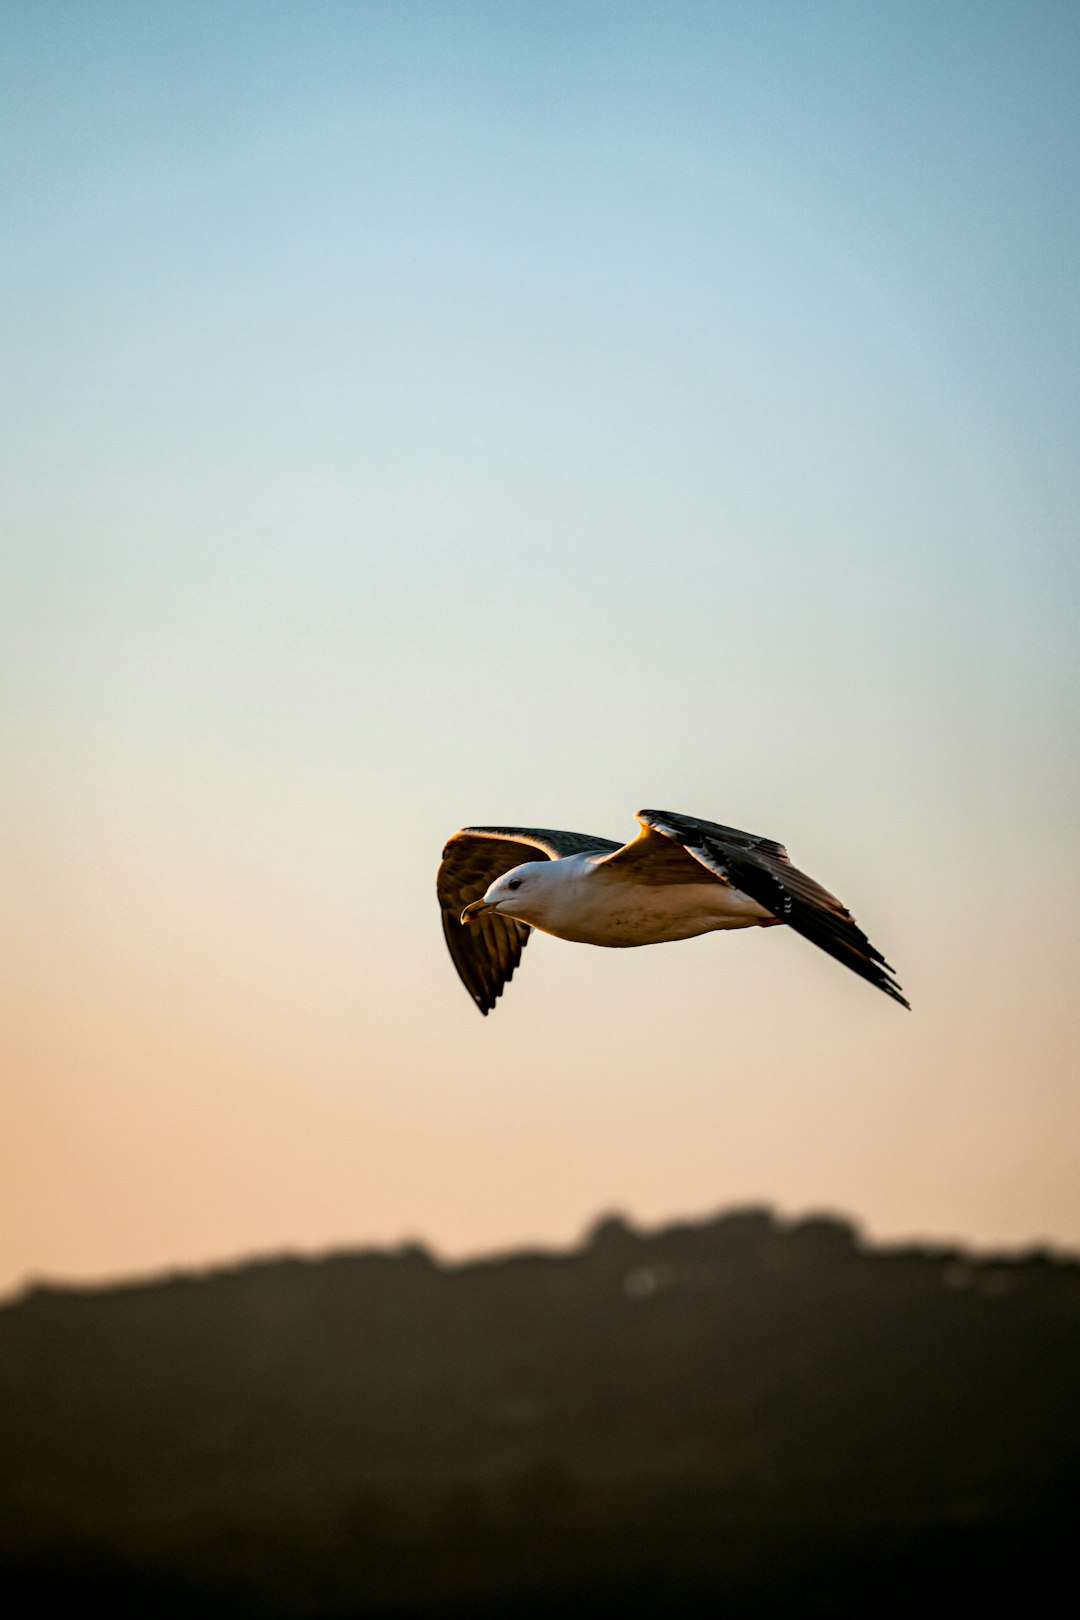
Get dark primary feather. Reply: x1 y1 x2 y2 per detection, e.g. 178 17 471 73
637 809 910 1009
437 826 619 1014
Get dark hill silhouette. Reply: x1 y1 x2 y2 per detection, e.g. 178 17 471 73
1 1205 1078 1616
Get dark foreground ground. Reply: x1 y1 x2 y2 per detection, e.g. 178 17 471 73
2 1206 1078 1616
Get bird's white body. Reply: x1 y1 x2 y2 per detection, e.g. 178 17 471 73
482 854 773 948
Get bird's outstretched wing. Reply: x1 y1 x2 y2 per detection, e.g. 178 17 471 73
625 809 910 1008
438 826 620 1014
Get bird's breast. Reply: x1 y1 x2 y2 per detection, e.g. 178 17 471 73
533 875 773 948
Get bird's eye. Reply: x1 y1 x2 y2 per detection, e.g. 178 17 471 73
507 879 522 890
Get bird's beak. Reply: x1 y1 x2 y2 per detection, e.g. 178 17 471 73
461 898 493 926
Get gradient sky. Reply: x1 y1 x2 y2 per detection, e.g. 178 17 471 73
3 0 1078 1296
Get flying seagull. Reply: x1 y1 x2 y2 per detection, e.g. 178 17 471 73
437 808 909 1014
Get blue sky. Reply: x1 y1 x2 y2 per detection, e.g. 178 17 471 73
3 1 1078 1291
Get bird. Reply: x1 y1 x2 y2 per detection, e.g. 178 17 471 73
437 808 908 1015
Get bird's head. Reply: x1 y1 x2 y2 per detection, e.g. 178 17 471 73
460 861 551 927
